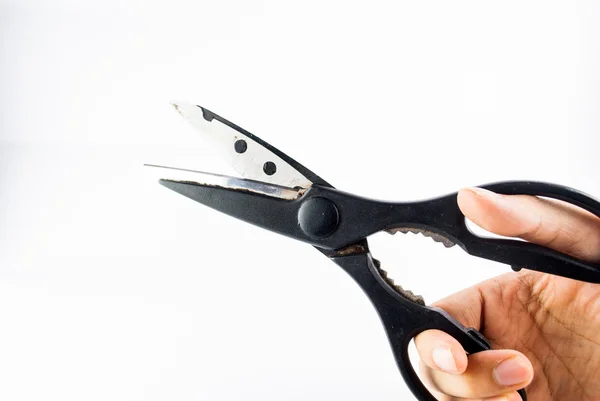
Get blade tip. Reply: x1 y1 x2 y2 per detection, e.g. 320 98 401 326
170 100 210 121
170 100 187 115
158 178 178 189
170 99 198 108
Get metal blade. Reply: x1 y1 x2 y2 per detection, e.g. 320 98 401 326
145 164 304 200
171 101 331 189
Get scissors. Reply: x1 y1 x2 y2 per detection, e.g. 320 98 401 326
147 102 600 401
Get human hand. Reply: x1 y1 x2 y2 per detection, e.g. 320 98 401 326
415 187 600 401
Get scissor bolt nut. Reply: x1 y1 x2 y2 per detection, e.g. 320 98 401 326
298 197 339 238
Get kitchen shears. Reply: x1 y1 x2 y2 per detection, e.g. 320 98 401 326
148 102 600 401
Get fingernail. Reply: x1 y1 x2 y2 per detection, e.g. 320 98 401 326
432 346 458 373
465 187 499 198
493 356 531 387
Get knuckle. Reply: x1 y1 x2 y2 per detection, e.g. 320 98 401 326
519 213 544 242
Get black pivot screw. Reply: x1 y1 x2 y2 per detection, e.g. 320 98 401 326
298 197 339 238
263 161 276 175
234 139 247 154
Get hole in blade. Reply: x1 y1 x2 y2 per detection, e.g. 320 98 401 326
234 139 248 154
263 161 277 176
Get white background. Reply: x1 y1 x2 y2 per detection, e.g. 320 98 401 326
1 1 598 400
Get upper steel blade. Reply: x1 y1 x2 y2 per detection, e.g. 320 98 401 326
171 101 331 189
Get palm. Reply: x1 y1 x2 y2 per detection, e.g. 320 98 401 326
479 271 600 401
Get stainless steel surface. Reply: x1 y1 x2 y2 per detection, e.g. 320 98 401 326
171 101 313 189
145 164 304 200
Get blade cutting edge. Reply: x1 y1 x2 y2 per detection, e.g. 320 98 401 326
145 164 305 200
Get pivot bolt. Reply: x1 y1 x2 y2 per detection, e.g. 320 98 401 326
298 197 339 238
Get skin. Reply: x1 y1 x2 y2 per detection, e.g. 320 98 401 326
415 187 600 401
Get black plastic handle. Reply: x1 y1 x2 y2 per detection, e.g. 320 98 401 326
394 181 600 283
331 252 527 401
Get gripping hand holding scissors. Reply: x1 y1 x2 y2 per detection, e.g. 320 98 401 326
147 102 600 401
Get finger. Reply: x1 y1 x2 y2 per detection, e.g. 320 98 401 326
432 391 524 401
415 365 452 401
481 394 523 401
418 362 523 401
414 329 469 374
457 187 600 262
420 349 533 399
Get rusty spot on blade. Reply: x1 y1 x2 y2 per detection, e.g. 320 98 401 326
335 242 369 256
319 241 369 258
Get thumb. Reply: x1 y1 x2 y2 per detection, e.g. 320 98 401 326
414 285 484 374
